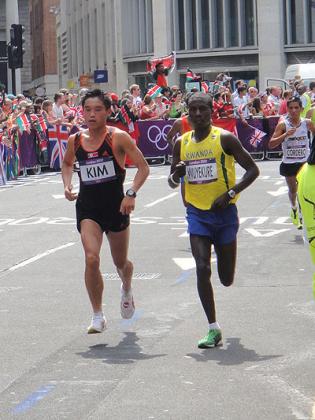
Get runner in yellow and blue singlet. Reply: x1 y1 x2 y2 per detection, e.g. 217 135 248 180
168 92 259 348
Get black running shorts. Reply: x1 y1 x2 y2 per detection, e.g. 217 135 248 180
76 200 130 234
280 162 305 177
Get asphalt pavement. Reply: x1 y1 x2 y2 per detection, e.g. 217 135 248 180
0 161 314 420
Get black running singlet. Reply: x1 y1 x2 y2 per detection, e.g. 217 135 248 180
74 129 126 211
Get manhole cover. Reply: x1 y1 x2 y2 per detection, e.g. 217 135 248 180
102 272 161 280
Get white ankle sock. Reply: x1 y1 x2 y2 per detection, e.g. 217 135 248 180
209 322 220 330
121 284 132 296
93 311 103 318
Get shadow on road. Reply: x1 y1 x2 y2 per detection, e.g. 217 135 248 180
186 337 281 366
77 332 166 365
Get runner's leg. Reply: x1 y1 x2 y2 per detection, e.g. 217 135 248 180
107 227 135 319
215 240 237 287
107 227 133 292
80 219 104 313
285 175 298 208
190 234 215 324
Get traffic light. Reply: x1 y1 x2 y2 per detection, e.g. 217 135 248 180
8 24 25 69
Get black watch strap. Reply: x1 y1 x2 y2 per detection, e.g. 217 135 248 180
126 188 137 198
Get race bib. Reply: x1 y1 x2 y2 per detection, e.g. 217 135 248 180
79 157 117 185
186 159 218 184
285 139 307 159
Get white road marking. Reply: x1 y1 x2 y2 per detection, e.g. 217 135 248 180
245 228 290 237
9 243 75 272
257 373 313 420
239 217 269 225
273 217 291 225
144 192 178 208
173 256 216 270
267 186 288 197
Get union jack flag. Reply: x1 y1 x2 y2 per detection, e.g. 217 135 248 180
248 125 267 148
48 124 69 170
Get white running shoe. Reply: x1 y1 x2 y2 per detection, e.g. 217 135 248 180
87 314 107 334
120 285 135 319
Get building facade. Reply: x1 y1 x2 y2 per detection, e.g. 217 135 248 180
0 0 32 94
57 0 315 94
27 0 59 97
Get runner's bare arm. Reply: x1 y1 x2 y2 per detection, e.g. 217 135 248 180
168 138 185 188
166 118 182 147
211 133 259 211
306 119 315 134
115 131 150 193
269 121 295 149
61 134 78 201
114 131 149 215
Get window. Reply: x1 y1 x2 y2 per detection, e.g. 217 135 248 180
190 0 197 49
308 0 315 43
283 0 287 44
213 0 224 48
244 0 255 46
201 0 210 48
228 0 238 47
178 0 185 49
290 0 305 44
94 9 98 68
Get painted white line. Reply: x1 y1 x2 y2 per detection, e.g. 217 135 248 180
9 242 75 272
173 256 216 270
144 192 178 208
245 228 290 238
267 186 288 197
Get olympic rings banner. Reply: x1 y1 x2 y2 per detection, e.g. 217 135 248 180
0 116 284 182
137 119 173 158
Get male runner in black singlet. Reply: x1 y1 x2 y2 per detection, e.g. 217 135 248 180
62 90 149 333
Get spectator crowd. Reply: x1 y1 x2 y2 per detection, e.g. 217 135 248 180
1 71 315 170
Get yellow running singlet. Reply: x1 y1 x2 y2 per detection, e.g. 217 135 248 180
180 126 238 210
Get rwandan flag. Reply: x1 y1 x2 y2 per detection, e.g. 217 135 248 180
147 84 162 99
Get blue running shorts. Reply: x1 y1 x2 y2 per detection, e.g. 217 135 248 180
186 204 239 245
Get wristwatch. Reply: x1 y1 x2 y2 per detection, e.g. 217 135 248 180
227 189 236 199
126 188 137 198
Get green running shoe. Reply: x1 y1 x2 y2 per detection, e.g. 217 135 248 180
290 208 298 226
198 329 222 349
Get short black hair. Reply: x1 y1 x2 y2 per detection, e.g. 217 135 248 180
287 96 302 108
238 86 247 94
309 81 315 90
54 92 63 102
82 89 112 109
187 92 213 110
